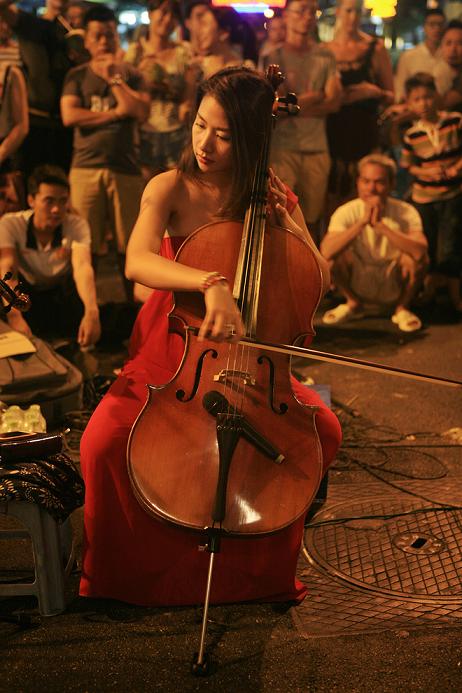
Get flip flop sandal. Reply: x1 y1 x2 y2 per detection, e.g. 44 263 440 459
322 303 365 325
391 309 422 332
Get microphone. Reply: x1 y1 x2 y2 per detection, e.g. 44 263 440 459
202 390 285 464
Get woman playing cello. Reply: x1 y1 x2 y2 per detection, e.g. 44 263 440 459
79 67 342 606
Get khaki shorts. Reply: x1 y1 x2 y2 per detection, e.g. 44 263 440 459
271 150 331 225
348 253 403 306
69 167 144 254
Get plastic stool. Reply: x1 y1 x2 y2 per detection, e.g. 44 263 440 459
0 501 72 616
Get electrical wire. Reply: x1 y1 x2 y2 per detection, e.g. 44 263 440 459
305 397 462 528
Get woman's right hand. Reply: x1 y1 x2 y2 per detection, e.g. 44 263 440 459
198 282 244 343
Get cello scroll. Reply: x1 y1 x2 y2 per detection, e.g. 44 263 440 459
0 272 30 313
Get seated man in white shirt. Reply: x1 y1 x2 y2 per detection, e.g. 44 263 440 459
0 165 101 347
320 154 428 332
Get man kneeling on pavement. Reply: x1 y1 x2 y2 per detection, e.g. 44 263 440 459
0 165 101 347
321 154 429 333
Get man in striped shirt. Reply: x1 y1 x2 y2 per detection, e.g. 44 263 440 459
401 72 462 316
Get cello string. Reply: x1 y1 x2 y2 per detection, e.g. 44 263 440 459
216 80 284 424
241 143 268 408
237 114 272 420
238 157 261 413
221 180 257 417
239 85 282 415
234 197 251 413
236 131 263 415
223 341 233 417
233 137 261 416
222 80 274 426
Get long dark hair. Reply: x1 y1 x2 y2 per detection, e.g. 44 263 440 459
178 67 275 219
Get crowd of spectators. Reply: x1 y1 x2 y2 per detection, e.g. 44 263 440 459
0 0 460 350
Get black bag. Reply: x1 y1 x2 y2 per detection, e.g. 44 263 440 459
0 323 83 424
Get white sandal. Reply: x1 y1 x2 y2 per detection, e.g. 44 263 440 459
322 304 365 325
391 308 422 332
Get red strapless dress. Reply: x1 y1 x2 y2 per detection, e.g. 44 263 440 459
80 232 342 606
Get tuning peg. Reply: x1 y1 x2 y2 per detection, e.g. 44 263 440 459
275 93 300 115
12 287 31 312
0 273 31 313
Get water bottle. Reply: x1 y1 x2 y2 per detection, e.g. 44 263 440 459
23 404 47 433
0 405 26 433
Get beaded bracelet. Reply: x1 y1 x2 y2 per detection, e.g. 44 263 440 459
200 271 228 293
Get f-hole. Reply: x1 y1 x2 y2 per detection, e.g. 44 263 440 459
257 354 288 415
176 349 218 402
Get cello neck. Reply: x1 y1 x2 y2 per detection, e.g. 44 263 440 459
232 65 297 339
233 71 283 338
233 138 271 339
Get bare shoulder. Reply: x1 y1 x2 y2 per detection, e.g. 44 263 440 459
137 170 200 237
142 169 181 199
130 171 188 246
140 170 186 210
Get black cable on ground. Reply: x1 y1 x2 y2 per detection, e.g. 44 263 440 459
306 396 462 528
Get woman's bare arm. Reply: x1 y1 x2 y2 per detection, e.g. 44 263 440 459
125 171 244 342
125 171 208 291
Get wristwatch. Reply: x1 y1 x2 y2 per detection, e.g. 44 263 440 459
109 73 124 87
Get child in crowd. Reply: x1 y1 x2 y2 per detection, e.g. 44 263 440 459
401 72 462 315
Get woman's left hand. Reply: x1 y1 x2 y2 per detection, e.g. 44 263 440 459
272 202 307 239
267 168 288 226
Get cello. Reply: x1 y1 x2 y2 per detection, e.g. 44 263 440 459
127 65 326 673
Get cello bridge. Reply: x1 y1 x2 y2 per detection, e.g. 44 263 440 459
213 369 256 387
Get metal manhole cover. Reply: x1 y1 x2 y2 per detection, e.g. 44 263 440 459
304 496 462 602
